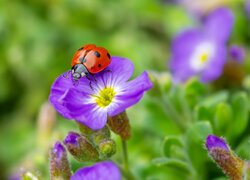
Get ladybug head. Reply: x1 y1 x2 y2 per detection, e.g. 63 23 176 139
71 64 88 81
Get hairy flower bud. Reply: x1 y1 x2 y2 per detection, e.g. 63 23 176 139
206 135 244 179
243 161 250 179
148 71 172 96
64 132 99 162
99 139 116 159
108 111 131 140
78 123 111 145
50 142 71 180
22 172 39 180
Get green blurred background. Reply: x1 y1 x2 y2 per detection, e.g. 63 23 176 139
0 0 249 179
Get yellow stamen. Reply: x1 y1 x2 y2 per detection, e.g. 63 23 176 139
93 87 116 108
200 53 208 63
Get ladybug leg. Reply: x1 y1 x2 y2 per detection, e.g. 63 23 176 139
63 70 71 78
92 75 97 83
86 75 94 90
104 69 112 73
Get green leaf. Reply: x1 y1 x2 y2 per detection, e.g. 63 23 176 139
184 78 206 107
186 121 213 172
163 135 183 158
185 78 206 96
228 92 249 138
214 102 233 134
194 105 213 122
152 157 191 174
186 121 213 144
198 91 228 108
236 136 250 159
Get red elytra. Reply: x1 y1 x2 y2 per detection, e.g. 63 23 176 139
71 44 111 74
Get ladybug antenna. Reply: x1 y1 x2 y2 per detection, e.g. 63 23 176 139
63 70 71 79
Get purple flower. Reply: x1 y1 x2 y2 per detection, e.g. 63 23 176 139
229 45 246 63
49 56 152 130
169 7 234 83
71 161 121 180
206 134 229 152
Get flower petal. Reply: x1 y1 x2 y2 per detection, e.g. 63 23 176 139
200 44 227 82
49 73 75 119
62 88 108 130
204 7 234 43
95 56 134 88
71 161 121 180
206 135 229 152
169 29 204 82
108 72 153 116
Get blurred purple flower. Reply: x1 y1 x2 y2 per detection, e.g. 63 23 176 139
206 134 229 152
246 0 250 17
169 7 234 83
49 56 152 130
71 161 121 180
229 45 245 63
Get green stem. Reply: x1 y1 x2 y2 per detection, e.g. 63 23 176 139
121 139 136 180
118 165 135 180
122 139 129 171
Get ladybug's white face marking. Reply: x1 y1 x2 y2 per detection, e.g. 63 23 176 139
71 63 89 81
81 72 86 77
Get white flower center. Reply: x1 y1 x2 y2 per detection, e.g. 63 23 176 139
190 42 215 72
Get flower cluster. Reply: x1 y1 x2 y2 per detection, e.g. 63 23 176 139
50 141 121 180
48 56 152 179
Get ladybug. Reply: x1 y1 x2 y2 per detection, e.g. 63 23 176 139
71 44 111 82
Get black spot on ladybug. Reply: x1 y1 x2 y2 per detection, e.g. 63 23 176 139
94 51 101 58
78 47 83 51
107 53 111 59
98 64 102 68
79 57 87 63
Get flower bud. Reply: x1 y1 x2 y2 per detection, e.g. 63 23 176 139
64 132 99 162
50 142 71 180
244 161 250 179
90 126 111 145
108 111 131 140
21 172 39 180
99 139 116 159
229 45 245 63
206 135 244 179
37 102 56 147
147 71 172 97
78 122 94 137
